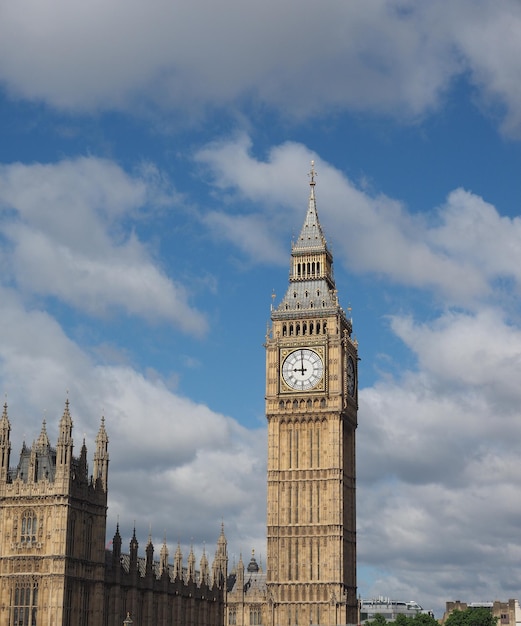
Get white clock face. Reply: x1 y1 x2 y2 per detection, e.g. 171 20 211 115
282 349 324 391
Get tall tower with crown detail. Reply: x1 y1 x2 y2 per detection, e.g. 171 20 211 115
265 163 358 626
0 400 109 626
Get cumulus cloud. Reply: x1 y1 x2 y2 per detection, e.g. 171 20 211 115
357 302 521 611
0 285 266 562
0 157 207 335
196 136 521 307
2 1 521 134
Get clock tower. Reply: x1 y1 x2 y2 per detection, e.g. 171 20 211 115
265 163 358 626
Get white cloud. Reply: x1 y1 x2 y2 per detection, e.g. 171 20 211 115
2 1 521 134
430 188 521 281
390 308 521 407
196 137 521 307
0 157 207 335
202 212 286 266
357 300 521 612
447 1 521 136
0 286 266 561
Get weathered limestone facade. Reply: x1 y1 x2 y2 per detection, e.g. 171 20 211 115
0 401 227 626
264 163 359 626
0 400 109 626
226 552 266 626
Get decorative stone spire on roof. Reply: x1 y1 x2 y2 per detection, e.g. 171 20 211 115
1 401 9 425
59 398 73 434
0 400 10 479
236 552 244 589
160 535 169 576
112 523 122 565
93 415 109 490
174 541 183 581
129 526 139 572
200 544 210 586
217 521 227 551
35 420 50 451
273 162 343 319
56 397 74 474
0 401 11 444
293 160 328 252
187 544 196 581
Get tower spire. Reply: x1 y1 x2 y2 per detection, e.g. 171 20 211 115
55 397 74 485
93 415 109 491
294 160 328 253
0 400 11 481
273 162 340 318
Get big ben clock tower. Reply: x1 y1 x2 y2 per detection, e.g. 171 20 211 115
265 163 358 626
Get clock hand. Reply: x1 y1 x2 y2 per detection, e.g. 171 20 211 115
294 350 307 375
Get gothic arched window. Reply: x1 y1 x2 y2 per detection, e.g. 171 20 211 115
250 606 261 625
20 510 37 544
12 578 38 626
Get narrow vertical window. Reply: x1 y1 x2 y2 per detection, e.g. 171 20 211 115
288 538 292 580
85 517 93 560
20 510 37 545
11 578 38 626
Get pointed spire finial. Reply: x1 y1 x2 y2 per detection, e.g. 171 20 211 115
309 160 317 186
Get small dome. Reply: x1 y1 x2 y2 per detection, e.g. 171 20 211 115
247 550 259 573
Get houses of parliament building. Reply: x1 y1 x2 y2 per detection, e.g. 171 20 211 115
0 165 359 626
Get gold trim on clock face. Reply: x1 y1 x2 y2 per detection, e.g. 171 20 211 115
281 348 324 391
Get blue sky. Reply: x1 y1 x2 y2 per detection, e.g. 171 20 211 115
2 0 521 616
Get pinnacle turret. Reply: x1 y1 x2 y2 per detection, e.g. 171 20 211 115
55 398 74 484
174 541 183 581
294 160 328 252
187 545 196 581
160 536 169 576
93 415 109 491
200 546 210 586
35 420 50 451
0 401 10 480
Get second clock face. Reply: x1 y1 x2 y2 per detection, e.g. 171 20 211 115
282 348 324 391
347 356 356 396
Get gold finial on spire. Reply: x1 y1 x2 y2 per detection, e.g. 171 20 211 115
308 160 317 186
